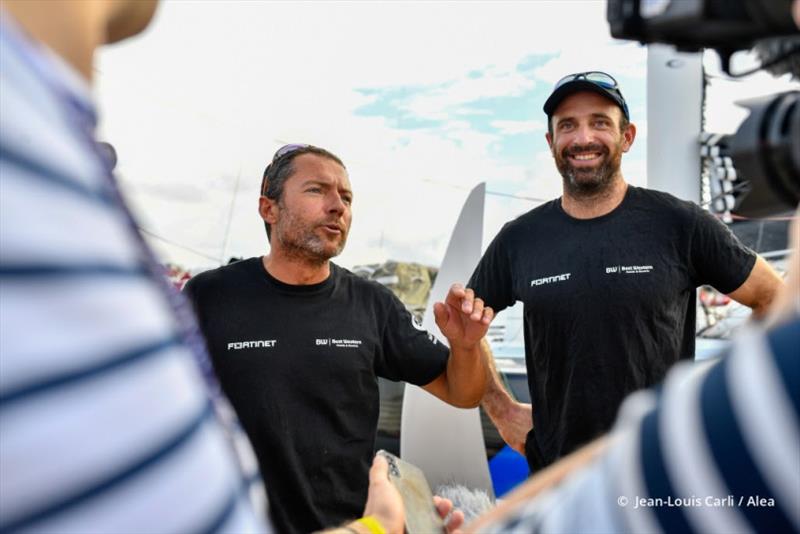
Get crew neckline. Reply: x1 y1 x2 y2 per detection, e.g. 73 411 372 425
555 185 636 224
254 257 336 295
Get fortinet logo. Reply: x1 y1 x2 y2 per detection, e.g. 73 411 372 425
530 273 571 287
227 340 277 350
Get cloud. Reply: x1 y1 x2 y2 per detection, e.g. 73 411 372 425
490 119 547 135
96 1 651 269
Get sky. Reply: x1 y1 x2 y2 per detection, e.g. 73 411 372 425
95 0 797 271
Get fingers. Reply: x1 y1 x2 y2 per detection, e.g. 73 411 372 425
461 288 475 314
446 510 465 534
481 305 494 325
433 495 452 518
469 298 494 324
445 284 493 321
370 454 389 484
433 301 449 328
433 496 465 534
444 284 466 307
470 296 483 320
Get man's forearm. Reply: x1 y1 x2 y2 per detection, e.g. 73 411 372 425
443 342 489 408
480 339 533 454
481 339 517 414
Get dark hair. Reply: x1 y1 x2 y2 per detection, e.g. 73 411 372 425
260 145 346 240
547 108 630 137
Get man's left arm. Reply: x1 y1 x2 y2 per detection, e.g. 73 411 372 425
726 255 785 318
421 284 493 408
691 207 784 318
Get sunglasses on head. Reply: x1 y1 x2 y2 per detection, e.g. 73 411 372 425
272 143 309 162
553 71 620 90
261 143 311 195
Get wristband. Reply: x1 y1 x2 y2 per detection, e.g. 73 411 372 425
356 516 386 534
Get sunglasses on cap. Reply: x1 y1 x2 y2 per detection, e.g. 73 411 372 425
545 71 630 120
553 71 620 90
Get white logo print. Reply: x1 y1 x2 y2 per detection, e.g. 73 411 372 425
605 265 654 275
530 273 571 287
228 340 277 350
411 316 426 331
316 338 363 348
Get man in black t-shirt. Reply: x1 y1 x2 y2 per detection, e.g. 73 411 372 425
185 144 492 534
470 72 784 472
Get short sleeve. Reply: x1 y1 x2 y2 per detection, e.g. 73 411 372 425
689 207 756 293
374 289 449 386
468 224 516 314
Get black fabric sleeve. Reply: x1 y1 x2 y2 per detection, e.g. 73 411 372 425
374 288 449 386
467 223 516 314
689 206 757 293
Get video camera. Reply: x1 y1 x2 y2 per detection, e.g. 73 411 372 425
607 0 800 218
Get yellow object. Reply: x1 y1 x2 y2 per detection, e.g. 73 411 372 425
356 516 386 534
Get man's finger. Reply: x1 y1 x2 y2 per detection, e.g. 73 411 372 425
447 283 465 300
433 495 452 517
446 510 465 533
433 301 449 328
482 306 494 325
370 454 389 483
461 288 475 314
470 298 485 321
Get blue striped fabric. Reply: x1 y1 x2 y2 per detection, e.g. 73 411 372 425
482 318 800 534
0 13 268 534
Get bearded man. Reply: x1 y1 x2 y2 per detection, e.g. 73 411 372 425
466 72 783 472
184 144 491 534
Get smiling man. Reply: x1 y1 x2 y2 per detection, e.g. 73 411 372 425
184 144 490 534
468 72 784 473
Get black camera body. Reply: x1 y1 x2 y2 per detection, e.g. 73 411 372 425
607 0 800 218
607 0 797 58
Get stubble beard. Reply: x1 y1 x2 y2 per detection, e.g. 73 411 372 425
555 141 624 199
274 205 347 266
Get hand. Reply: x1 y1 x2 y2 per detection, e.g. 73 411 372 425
496 401 533 456
434 284 494 350
361 455 404 534
434 496 465 534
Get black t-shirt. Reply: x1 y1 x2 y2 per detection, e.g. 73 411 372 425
468 186 756 471
184 258 449 534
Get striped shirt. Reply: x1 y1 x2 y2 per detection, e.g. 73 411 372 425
0 14 269 533
482 317 800 533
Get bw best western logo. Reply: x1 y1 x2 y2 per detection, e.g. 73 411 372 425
316 338 363 348
605 265 654 274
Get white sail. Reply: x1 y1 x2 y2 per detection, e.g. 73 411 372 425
400 182 494 496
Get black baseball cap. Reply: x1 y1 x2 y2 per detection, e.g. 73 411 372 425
543 71 630 121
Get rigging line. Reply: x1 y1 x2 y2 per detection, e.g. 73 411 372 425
726 213 799 222
220 166 242 262
703 181 751 206
138 228 223 263
420 178 548 203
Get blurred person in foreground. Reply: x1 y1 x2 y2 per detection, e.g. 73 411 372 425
0 2 463 533
184 143 492 534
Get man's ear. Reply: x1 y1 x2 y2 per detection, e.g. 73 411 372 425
621 123 637 153
545 132 553 150
259 196 278 225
